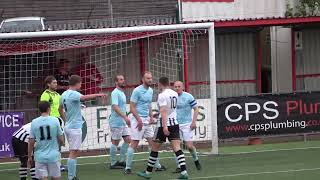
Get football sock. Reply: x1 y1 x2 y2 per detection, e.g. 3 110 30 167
190 147 199 161
175 150 187 175
125 147 134 169
67 158 77 180
120 143 129 163
110 144 118 166
146 151 158 174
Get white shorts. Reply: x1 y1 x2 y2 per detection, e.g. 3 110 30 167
131 123 154 141
110 127 130 140
130 116 154 141
35 161 61 178
179 124 194 141
64 127 82 150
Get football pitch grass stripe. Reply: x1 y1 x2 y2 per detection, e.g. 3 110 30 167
0 154 195 172
184 167 320 179
1 143 320 180
2 143 320 166
4 155 320 179
1 143 320 170
0 151 152 166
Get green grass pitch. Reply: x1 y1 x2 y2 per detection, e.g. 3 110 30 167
1 141 320 180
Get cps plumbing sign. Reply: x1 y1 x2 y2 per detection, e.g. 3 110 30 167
218 92 320 139
62 100 212 151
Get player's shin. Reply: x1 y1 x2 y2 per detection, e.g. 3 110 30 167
19 166 27 180
19 157 28 180
146 151 158 174
110 144 118 166
120 142 129 163
30 165 38 180
67 158 77 180
189 146 199 161
175 150 187 175
126 147 134 170
175 155 181 168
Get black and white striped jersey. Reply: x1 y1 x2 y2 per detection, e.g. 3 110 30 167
157 88 179 127
12 123 31 143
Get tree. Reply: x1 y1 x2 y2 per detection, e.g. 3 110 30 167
286 0 320 17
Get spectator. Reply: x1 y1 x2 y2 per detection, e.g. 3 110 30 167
73 53 103 95
55 59 72 94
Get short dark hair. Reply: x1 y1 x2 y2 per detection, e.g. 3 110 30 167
114 74 124 83
38 101 51 113
69 75 82 86
142 71 152 77
159 77 169 86
44 76 56 86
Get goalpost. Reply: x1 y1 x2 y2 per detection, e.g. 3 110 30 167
0 23 218 155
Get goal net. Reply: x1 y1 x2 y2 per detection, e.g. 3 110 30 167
0 23 218 156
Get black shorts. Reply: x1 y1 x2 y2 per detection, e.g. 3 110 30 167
11 137 28 158
154 125 180 143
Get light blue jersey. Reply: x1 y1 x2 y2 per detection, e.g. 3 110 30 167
110 88 127 128
30 116 63 163
130 85 153 118
176 92 197 125
61 90 83 129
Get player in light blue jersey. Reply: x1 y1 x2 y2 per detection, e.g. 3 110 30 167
174 81 201 172
109 74 131 169
60 75 107 180
125 71 165 174
28 101 65 180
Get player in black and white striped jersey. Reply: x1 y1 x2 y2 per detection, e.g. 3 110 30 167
12 123 39 180
137 77 189 179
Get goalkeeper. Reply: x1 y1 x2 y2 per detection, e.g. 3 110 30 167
40 75 67 172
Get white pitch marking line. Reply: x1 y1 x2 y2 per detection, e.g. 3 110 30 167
2 145 320 166
0 152 152 165
0 155 199 172
184 167 320 179
220 146 320 155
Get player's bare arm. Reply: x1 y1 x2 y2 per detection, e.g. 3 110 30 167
191 106 199 130
80 93 108 101
160 106 170 136
27 138 35 168
130 102 142 130
58 105 66 122
149 106 156 124
58 135 65 147
113 104 131 127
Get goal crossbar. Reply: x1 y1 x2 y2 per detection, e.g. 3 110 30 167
0 23 213 39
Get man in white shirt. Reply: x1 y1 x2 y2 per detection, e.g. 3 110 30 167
137 77 189 179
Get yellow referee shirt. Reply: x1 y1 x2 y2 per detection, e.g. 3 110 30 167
40 89 61 118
